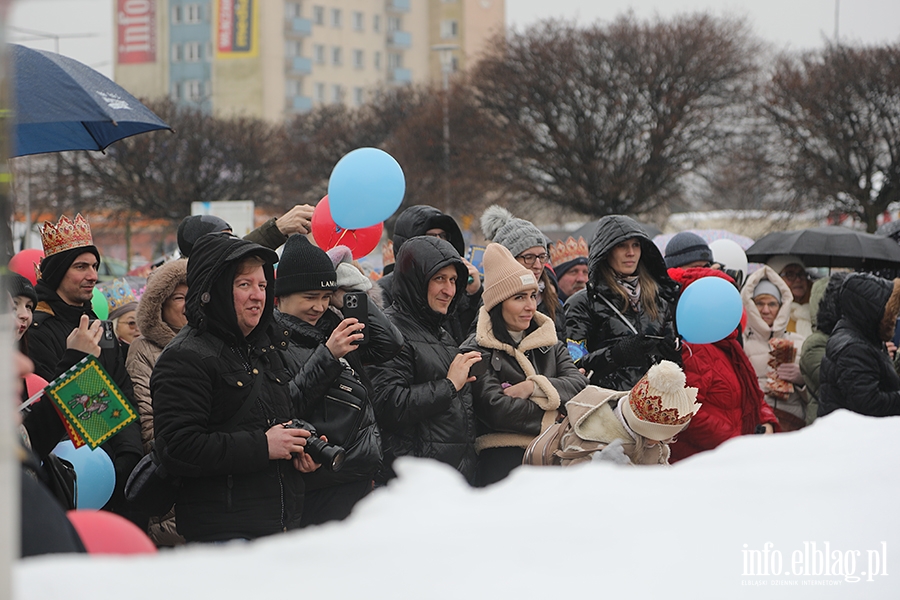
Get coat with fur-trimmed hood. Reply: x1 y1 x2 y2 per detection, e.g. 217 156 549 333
741 265 808 421
461 309 587 455
127 258 187 453
819 273 900 417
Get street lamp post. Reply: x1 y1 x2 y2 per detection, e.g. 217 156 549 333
431 44 458 211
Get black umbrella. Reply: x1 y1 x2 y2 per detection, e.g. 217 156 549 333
10 44 171 157
745 226 900 269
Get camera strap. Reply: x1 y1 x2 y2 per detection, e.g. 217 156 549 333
213 370 266 433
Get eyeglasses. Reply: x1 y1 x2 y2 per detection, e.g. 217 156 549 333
425 231 449 241
517 253 549 267
121 320 138 328
780 270 808 282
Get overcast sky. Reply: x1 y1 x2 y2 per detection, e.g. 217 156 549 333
6 0 900 78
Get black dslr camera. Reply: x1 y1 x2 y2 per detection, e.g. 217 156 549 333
283 419 346 472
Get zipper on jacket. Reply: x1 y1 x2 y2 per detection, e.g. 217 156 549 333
226 474 233 510
277 461 286 531
325 395 363 411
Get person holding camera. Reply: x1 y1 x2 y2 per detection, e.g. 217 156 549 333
461 244 587 485
24 214 143 524
151 232 318 543
274 237 403 526
369 236 481 485
565 215 681 391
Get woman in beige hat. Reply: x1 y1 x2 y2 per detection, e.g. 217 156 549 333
462 243 587 485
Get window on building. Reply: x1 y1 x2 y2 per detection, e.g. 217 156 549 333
388 53 402 69
373 14 381 32
314 44 325 64
451 55 460 72
171 43 183 62
440 19 459 39
352 11 364 31
286 79 302 97
171 6 182 24
374 51 382 70
185 42 202 62
185 80 204 102
331 8 342 28
285 2 302 18
285 40 302 57
354 87 364 106
332 46 342 66
315 82 325 103
313 6 324 25
387 16 401 32
332 84 343 103
184 3 203 23
353 49 363 69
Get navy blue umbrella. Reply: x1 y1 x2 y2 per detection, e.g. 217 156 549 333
10 44 171 157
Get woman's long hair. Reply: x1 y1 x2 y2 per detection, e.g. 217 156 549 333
597 255 660 322
540 268 559 321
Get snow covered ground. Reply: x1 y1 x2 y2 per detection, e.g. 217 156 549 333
16 410 900 599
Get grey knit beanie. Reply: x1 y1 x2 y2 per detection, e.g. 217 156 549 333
664 232 713 269
480 205 547 259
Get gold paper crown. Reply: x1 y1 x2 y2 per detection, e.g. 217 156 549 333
549 236 589 267
40 214 94 257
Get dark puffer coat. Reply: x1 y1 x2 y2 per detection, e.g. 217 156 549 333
564 216 679 391
369 236 478 484
379 206 480 344
819 274 900 417
152 233 303 542
275 301 402 489
25 279 143 518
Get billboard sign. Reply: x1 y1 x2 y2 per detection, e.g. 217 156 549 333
117 0 156 64
216 0 259 58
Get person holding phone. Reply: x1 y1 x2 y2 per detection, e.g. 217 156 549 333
274 237 403 525
369 236 481 485
462 244 587 485
565 216 681 391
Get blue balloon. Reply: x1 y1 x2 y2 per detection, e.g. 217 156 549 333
53 440 115 510
676 276 743 344
328 147 405 230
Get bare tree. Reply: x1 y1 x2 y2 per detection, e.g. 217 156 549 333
470 13 760 217
762 42 900 232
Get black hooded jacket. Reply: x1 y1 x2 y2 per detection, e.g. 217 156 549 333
819 274 900 417
151 233 304 542
378 206 479 344
368 236 478 484
564 216 679 391
25 278 143 520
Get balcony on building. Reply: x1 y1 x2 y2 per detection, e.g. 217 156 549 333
287 56 313 75
386 0 410 13
290 96 314 112
288 17 312 36
389 68 412 84
387 30 411 49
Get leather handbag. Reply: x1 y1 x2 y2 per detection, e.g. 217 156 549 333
307 366 368 448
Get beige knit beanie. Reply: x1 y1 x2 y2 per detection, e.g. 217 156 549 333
482 243 538 311
620 360 701 442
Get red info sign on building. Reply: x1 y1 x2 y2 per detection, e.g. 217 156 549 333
216 0 258 57
117 0 156 64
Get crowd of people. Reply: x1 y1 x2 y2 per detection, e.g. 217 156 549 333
10 202 900 553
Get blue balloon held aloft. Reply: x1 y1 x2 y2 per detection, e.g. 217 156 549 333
327 147 405 230
53 440 115 510
676 276 743 344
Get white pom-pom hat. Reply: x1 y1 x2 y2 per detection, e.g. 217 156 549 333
620 360 701 441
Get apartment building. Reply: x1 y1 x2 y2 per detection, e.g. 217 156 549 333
113 0 505 120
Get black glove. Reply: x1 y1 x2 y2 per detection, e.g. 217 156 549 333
610 335 658 366
654 331 683 365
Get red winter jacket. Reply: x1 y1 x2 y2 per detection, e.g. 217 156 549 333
667 267 780 463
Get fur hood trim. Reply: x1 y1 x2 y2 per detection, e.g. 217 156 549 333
881 279 900 341
741 265 794 336
474 308 560 410
136 258 187 349
474 410 558 453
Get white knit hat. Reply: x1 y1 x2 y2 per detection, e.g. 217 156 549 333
620 361 701 441
326 245 372 292
482 243 538 311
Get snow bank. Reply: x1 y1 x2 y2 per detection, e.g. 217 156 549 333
16 410 900 599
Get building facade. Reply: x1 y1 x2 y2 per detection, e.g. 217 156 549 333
113 0 504 120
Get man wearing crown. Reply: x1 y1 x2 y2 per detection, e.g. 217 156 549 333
550 236 589 303
25 214 144 522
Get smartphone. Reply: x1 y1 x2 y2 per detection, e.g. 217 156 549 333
468 352 490 378
342 291 369 345
90 320 117 349
466 245 486 276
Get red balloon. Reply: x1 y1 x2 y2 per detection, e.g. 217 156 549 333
9 248 45 286
24 373 48 401
311 196 383 259
67 510 157 555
